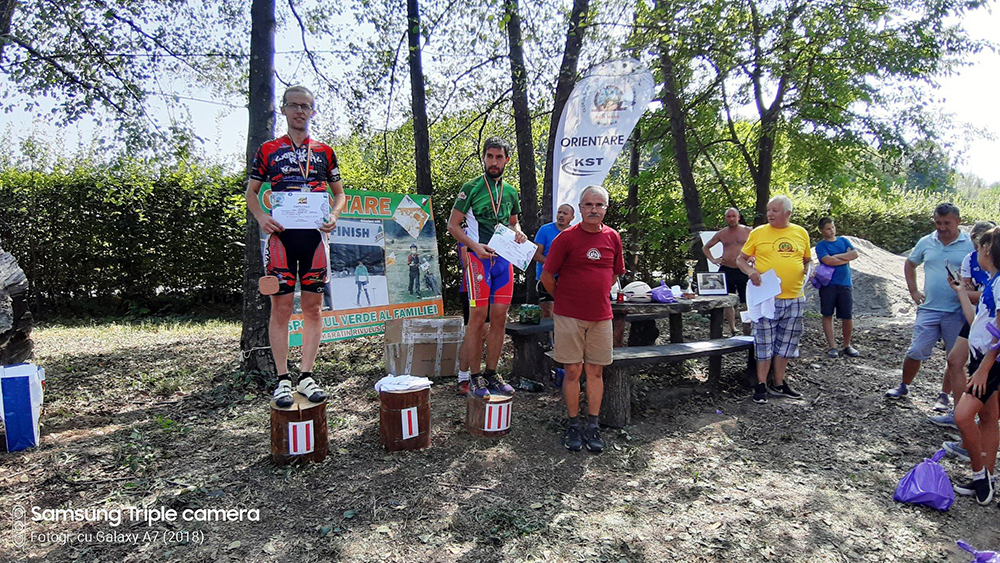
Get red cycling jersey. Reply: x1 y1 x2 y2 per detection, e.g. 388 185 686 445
251 134 339 295
249 135 340 192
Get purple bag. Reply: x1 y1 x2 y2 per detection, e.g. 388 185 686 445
810 263 835 289
957 541 1000 563
986 323 1000 356
651 281 676 303
893 449 954 511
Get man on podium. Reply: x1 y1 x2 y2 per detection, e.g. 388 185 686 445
245 85 346 408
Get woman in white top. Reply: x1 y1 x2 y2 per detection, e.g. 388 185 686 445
949 226 1000 506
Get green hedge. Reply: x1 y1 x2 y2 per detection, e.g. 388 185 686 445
788 189 998 254
0 160 245 315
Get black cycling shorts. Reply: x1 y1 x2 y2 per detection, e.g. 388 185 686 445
266 230 327 295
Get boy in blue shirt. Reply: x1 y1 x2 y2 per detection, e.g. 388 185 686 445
532 203 574 318
816 217 860 357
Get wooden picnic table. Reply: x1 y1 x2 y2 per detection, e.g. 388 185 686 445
612 294 739 347
538 294 752 427
506 294 740 383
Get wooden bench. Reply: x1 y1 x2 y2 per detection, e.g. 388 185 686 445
545 337 753 428
505 314 664 383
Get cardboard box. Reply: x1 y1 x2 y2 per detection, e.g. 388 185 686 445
384 317 464 377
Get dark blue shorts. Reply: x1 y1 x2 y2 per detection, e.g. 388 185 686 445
819 284 852 319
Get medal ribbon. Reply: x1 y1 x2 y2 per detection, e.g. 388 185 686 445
483 174 502 220
289 136 313 186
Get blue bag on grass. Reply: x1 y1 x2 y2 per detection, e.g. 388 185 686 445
893 449 954 511
957 541 1000 563
0 363 45 452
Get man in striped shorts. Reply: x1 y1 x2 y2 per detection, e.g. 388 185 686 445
736 195 811 404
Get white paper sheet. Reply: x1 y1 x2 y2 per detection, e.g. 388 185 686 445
700 231 722 272
271 191 330 229
746 269 782 307
487 224 538 271
744 298 776 322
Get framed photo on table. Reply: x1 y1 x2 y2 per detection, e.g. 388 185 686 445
697 272 728 296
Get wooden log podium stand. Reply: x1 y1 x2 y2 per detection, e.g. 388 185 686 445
270 395 328 465
379 388 431 451
465 394 513 438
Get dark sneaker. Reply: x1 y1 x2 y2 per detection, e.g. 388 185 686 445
483 370 514 395
827 348 840 358
273 379 293 408
753 382 768 404
455 380 469 396
563 426 583 451
974 472 994 505
955 472 994 496
296 377 327 403
583 426 604 453
469 374 491 399
885 383 908 400
842 345 859 357
768 382 802 398
932 392 950 412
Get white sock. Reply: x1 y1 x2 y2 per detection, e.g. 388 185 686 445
973 468 987 480
458 370 471 383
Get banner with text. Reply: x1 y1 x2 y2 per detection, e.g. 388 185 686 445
552 58 654 221
259 188 444 345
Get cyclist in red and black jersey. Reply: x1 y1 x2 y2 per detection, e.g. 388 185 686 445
246 85 346 408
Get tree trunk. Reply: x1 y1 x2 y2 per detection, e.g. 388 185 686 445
407 0 433 196
541 0 588 223
505 0 539 301
0 0 14 59
240 0 276 380
659 43 704 236
659 38 707 267
626 126 641 274
752 114 778 226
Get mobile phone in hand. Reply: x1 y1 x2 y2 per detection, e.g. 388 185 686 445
945 260 959 282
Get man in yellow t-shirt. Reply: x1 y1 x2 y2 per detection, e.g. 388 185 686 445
737 195 811 404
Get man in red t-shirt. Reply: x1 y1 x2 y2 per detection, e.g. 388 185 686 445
541 185 625 453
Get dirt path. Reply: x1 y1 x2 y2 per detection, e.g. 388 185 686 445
2 312 998 562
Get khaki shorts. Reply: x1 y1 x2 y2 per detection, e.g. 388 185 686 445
553 314 613 366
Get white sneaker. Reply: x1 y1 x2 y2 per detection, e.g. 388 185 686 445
273 379 293 408
297 377 327 403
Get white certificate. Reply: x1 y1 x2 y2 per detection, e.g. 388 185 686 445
487 224 538 271
746 268 782 307
270 191 330 229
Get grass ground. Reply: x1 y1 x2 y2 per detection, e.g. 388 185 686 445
1 314 999 562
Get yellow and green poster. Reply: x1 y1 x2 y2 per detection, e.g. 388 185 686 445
259 187 444 344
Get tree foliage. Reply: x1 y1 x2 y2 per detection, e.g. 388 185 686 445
635 0 987 224
0 0 246 144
